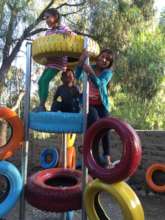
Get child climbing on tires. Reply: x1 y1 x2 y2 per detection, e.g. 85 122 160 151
76 48 114 168
34 8 75 112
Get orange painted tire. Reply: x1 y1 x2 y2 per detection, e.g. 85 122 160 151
146 163 165 193
67 147 76 169
0 107 24 159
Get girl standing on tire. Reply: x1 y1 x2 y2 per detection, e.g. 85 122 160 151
34 8 74 112
76 49 114 168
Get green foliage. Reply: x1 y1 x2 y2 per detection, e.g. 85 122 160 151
0 66 24 106
114 30 165 101
0 0 35 38
159 9 165 34
0 0 164 130
111 82 165 129
133 0 155 21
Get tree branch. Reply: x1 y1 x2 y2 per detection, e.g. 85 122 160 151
65 17 93 38
12 90 25 111
27 28 47 37
0 1 6 30
74 30 94 38
0 0 88 89
23 0 54 38
56 0 87 10
2 10 17 61
61 6 86 17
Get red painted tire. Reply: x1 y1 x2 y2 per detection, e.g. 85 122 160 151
25 168 92 212
146 163 165 193
83 117 142 183
0 107 24 159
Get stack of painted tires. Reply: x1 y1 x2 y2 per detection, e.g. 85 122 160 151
26 129 91 216
37 134 77 220
26 34 100 218
83 117 145 220
26 137 90 215
0 107 23 218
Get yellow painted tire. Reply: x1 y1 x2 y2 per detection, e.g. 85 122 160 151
84 179 144 220
67 133 76 148
32 34 100 65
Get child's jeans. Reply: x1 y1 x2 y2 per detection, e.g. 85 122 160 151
87 104 111 164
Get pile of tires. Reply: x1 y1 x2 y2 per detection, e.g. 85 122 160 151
83 117 144 220
0 107 23 218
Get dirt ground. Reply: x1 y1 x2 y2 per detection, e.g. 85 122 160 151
4 189 165 220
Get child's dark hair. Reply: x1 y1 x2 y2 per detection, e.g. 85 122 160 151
43 8 61 23
61 68 75 78
99 49 114 68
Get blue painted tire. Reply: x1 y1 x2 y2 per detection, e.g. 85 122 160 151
66 211 74 220
40 148 59 169
0 161 23 218
29 112 83 133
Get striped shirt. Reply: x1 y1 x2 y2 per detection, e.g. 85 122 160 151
89 80 102 105
45 24 74 71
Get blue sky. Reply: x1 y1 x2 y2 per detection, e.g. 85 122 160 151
154 0 165 13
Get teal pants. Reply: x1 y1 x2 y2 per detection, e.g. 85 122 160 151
38 68 59 103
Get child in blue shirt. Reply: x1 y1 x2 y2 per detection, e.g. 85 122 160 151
76 49 114 168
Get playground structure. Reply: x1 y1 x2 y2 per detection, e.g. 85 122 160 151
0 35 149 220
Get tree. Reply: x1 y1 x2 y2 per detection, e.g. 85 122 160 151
76 0 155 51
0 0 87 95
0 0 87 145
0 0 164 130
159 9 165 34
114 29 165 101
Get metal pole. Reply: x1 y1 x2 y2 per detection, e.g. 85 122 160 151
60 133 67 220
81 36 89 220
19 42 32 220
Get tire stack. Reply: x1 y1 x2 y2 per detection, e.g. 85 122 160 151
25 34 99 219
83 117 145 220
0 107 23 218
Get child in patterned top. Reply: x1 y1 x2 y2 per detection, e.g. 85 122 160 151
34 8 75 112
